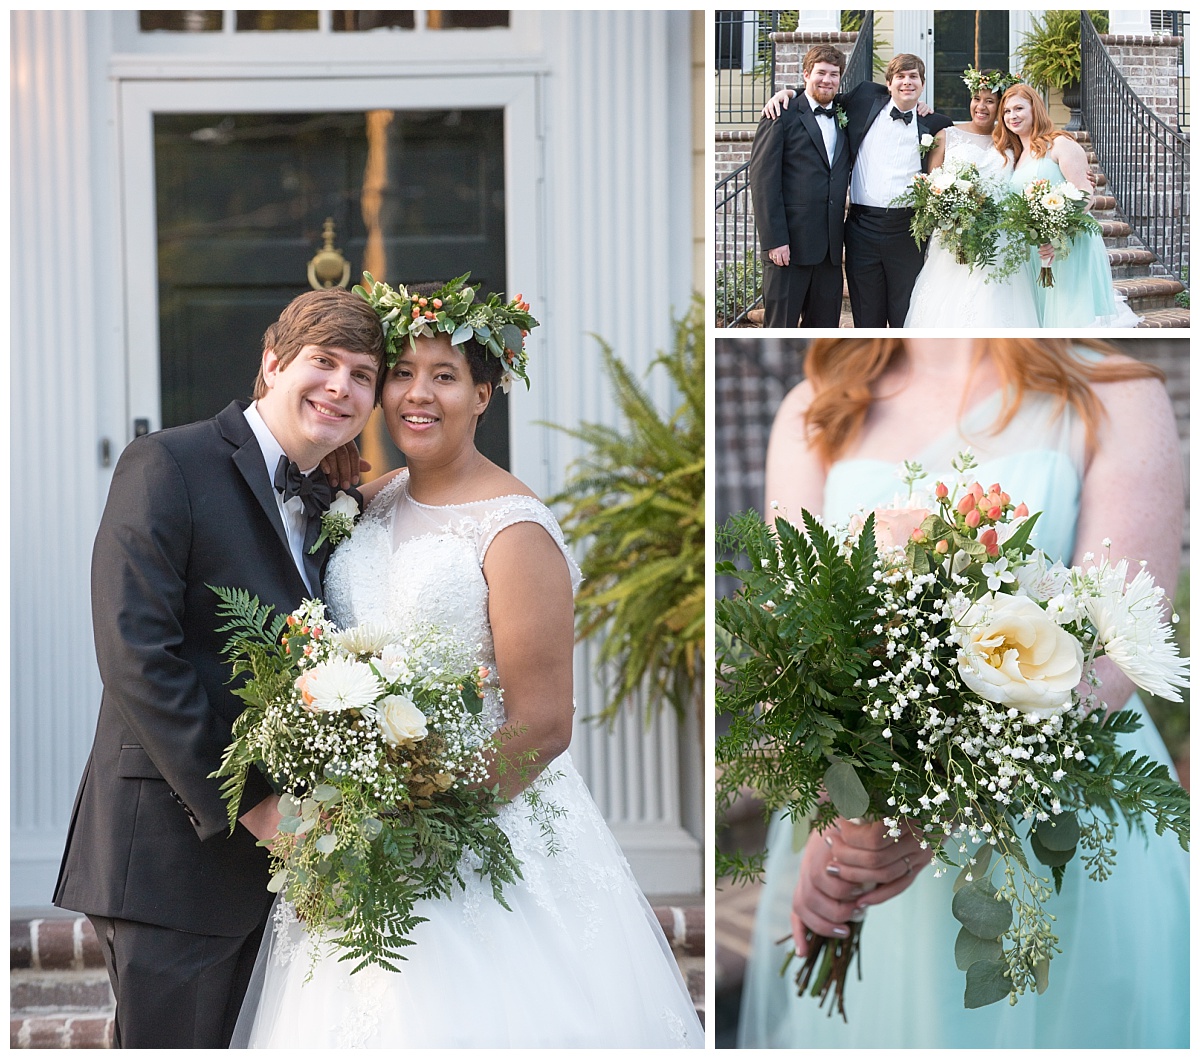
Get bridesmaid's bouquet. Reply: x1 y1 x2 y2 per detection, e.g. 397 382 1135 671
997 177 1100 287
209 589 524 975
716 453 1189 1019
891 160 1004 271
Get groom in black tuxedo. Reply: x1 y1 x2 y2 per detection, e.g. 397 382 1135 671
838 54 952 326
749 43 851 328
53 288 385 1048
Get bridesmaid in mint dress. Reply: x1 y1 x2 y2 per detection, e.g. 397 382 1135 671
736 338 1187 1048
996 84 1139 327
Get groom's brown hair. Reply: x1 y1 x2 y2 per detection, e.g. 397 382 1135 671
885 53 925 84
252 288 385 400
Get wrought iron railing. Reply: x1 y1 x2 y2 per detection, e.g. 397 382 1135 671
1081 12 1189 283
715 12 779 126
714 15 874 326
841 11 873 92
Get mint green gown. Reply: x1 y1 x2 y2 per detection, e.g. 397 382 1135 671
737 385 1188 1048
1010 155 1140 327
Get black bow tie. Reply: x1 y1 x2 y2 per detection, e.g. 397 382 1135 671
813 105 834 118
274 455 332 519
890 106 914 125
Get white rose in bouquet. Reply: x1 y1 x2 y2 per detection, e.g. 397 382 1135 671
953 592 1083 717
377 694 429 745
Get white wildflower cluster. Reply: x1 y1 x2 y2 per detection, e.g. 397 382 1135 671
246 601 494 807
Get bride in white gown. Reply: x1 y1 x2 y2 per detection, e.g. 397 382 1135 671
232 287 703 1048
905 71 1040 327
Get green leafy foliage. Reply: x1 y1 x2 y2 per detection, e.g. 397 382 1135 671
1015 10 1110 91
547 300 704 725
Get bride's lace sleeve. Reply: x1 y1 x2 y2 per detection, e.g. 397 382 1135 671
476 496 583 594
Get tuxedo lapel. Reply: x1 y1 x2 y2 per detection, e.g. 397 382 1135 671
797 105 831 169
218 401 291 557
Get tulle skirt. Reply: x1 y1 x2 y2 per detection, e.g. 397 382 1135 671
904 233 1041 328
736 697 1189 1048
233 755 702 1048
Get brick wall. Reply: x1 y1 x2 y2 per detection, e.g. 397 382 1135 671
1099 34 1185 130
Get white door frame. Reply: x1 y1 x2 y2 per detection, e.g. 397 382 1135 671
118 74 541 439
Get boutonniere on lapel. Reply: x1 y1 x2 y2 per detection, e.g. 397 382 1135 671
309 492 360 554
918 132 937 159
834 105 849 129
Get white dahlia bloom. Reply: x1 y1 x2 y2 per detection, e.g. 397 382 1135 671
1085 559 1189 701
302 656 383 713
328 622 393 657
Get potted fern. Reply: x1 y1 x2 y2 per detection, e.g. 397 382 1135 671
547 300 704 727
1016 10 1110 128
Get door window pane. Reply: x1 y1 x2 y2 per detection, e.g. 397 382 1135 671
235 11 320 31
333 12 416 31
139 10 222 32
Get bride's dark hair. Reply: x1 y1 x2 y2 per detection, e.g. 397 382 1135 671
802 338 1164 465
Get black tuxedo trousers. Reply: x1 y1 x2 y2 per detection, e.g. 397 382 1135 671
55 401 330 1047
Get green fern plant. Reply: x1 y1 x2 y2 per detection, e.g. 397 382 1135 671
546 299 704 726
1016 10 1110 91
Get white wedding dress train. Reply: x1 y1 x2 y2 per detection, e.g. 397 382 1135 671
232 472 702 1048
904 126 1041 328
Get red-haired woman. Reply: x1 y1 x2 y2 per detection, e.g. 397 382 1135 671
737 338 1186 1047
997 84 1139 327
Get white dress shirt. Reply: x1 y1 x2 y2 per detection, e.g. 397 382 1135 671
850 101 922 208
805 91 838 164
243 401 318 594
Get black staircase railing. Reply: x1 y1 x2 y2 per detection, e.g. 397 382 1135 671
715 12 779 127
714 14 873 326
841 12 873 93
1080 12 1189 283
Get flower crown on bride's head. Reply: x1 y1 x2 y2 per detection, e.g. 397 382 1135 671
961 67 1022 97
353 271 539 391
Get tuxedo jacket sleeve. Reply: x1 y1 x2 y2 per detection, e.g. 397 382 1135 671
55 402 319 936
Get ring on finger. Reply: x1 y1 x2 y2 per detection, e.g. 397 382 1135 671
903 855 913 876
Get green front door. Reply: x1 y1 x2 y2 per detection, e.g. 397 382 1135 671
932 11 1010 121
153 107 509 471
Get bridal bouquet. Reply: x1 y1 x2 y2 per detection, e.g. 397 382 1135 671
891 160 1003 271
997 177 1100 287
716 454 1189 1019
210 589 523 974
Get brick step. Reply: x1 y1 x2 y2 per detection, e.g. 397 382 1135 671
1115 275 1186 312
10 1014 113 1050
11 969 113 1012
1136 306 1190 327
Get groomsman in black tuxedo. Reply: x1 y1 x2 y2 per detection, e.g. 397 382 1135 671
838 54 953 326
749 44 851 328
54 289 385 1047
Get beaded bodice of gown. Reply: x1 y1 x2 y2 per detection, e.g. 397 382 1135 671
325 470 581 734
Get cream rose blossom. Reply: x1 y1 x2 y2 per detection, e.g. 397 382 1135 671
954 592 1083 717
872 507 931 550
377 694 429 745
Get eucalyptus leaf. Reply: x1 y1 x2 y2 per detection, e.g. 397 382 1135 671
314 833 337 855
278 792 300 816
1030 829 1076 868
1033 811 1080 851
362 817 383 840
450 324 473 347
294 816 316 835
277 816 301 834
313 784 339 803
824 760 870 820
964 959 1011 1008
952 878 1013 939
267 869 289 894
954 926 1003 971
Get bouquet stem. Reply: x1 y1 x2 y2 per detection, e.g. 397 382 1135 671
782 924 863 1022
1037 264 1054 288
